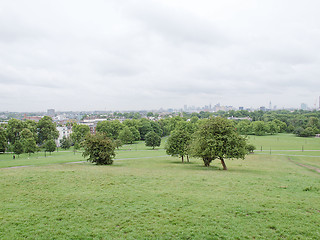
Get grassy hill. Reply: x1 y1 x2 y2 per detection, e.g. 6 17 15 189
0 134 319 239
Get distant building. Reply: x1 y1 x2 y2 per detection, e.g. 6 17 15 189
239 107 244 110
260 106 266 111
56 126 72 147
301 103 308 110
47 109 55 117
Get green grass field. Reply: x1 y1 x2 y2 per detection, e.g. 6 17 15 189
0 134 320 239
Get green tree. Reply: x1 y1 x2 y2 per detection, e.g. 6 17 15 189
138 119 153 140
118 126 134 144
13 140 24 157
191 117 248 170
60 136 72 150
96 120 123 139
44 139 56 154
267 121 280 135
0 127 7 153
23 137 37 156
37 116 59 145
129 126 140 141
252 121 269 136
165 129 191 163
145 131 161 149
7 119 25 144
71 124 90 146
82 133 116 165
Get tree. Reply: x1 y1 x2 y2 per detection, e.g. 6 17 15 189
96 120 123 139
145 131 161 149
165 129 191 163
60 136 72 150
246 144 256 153
71 124 90 146
118 126 134 144
0 127 7 153
13 140 24 157
37 116 59 145
82 133 116 165
252 121 268 136
7 119 25 145
129 127 140 141
191 117 248 170
138 119 153 140
23 137 37 156
44 139 56 154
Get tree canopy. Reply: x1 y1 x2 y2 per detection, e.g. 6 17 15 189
191 117 248 170
145 131 161 149
82 133 116 165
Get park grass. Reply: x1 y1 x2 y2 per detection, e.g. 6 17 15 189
247 133 320 151
0 134 320 239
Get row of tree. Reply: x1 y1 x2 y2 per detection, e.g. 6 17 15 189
81 117 250 170
0 116 59 156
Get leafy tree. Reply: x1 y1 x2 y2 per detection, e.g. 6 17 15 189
37 116 59 145
236 120 252 135
13 140 24 157
60 136 72 150
138 119 153 140
252 121 268 136
0 127 7 153
96 120 123 139
246 144 256 153
129 126 140 141
165 129 191 163
44 139 56 154
23 137 37 156
114 139 123 149
7 119 25 144
82 133 116 165
191 117 248 170
118 126 134 144
71 124 90 146
145 131 161 149
267 121 279 135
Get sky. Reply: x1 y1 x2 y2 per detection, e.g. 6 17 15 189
1 0 320 112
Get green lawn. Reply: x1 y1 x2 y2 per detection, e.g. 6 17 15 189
0 135 320 239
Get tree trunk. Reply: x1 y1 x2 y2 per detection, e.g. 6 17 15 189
220 158 227 170
187 155 189 163
181 155 184 163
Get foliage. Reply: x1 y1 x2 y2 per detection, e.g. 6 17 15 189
246 144 256 153
96 120 123 139
60 136 72 150
71 124 90 146
165 129 191 162
191 117 248 169
44 139 56 154
0 128 7 153
145 131 161 149
82 133 116 165
13 140 24 156
118 126 134 144
22 137 37 156
37 116 59 145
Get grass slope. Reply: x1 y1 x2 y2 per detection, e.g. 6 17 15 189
0 134 319 239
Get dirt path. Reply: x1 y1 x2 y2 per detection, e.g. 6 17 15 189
288 157 320 174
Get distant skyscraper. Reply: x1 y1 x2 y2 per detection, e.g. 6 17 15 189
269 101 272 110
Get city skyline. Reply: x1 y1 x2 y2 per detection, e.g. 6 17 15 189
1 1 320 112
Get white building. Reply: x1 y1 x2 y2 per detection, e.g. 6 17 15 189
56 126 72 147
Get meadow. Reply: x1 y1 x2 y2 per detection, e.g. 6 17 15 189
0 134 319 239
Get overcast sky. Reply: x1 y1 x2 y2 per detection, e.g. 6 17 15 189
1 0 320 112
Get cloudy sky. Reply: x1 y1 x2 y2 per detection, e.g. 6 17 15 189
1 0 320 112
